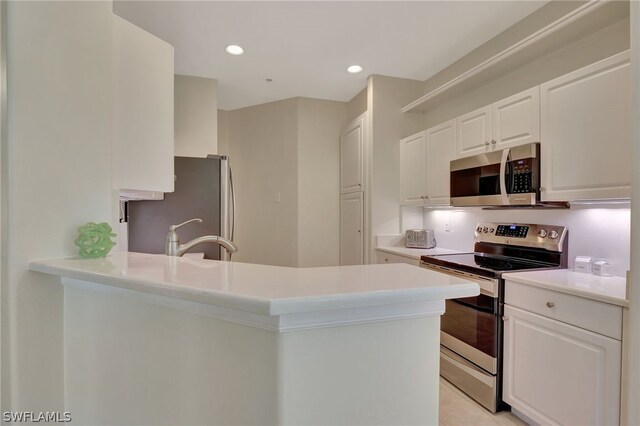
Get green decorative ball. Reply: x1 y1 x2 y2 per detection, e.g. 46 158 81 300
75 222 117 259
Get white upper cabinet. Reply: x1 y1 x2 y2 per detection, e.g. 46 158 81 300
340 114 365 194
492 87 540 150
456 105 492 157
456 87 540 159
400 131 427 205
400 119 454 206
540 51 631 201
113 15 174 192
425 120 455 205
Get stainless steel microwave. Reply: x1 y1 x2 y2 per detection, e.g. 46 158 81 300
450 143 540 207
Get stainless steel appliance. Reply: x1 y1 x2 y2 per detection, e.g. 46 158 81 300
405 229 436 249
127 155 236 260
450 143 540 207
421 222 568 412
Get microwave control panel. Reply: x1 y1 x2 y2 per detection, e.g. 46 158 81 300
510 158 535 193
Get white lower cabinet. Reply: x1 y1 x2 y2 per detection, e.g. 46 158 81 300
374 250 419 266
340 192 364 265
503 282 622 426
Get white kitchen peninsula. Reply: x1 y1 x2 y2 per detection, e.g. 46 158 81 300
29 252 478 426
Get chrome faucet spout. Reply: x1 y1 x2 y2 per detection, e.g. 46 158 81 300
173 235 238 257
165 218 238 257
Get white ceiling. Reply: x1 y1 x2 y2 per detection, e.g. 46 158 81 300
114 1 548 111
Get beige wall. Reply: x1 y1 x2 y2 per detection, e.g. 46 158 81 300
297 98 347 267
367 75 424 259
224 97 346 267
174 74 218 157
227 98 299 267
3 0 114 411
347 88 367 122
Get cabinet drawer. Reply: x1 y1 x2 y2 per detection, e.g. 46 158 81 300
504 280 622 340
375 251 420 266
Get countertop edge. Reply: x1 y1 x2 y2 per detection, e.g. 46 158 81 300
375 246 464 260
29 256 481 319
503 271 629 308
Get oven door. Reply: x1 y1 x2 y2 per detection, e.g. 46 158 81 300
421 262 500 373
422 262 502 412
441 294 499 374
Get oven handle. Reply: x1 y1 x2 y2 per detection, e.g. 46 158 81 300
421 262 499 298
499 148 510 205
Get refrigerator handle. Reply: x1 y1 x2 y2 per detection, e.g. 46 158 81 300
219 156 235 261
229 164 236 243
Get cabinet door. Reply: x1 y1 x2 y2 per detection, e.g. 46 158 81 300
456 105 491 158
400 131 427 205
503 305 621 426
540 51 631 201
340 192 363 265
340 114 365 194
492 87 540 150
425 120 455 205
113 15 174 193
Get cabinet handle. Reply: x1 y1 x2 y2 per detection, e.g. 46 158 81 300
357 230 362 233
384 258 389 262
540 186 546 192
491 140 496 145
546 301 555 308
484 141 490 146
502 315 510 321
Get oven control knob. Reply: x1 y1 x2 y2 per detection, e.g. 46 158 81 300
476 226 483 233
549 230 559 239
488 227 495 233
482 227 489 233
537 229 548 238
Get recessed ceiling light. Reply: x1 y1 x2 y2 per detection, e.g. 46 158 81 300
225 45 244 56
347 65 363 74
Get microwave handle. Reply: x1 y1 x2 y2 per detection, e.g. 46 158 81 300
499 148 510 205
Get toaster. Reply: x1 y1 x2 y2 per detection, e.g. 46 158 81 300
405 229 436 249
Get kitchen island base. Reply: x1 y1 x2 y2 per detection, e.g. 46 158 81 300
64 280 441 425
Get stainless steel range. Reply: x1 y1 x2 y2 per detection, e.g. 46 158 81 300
420 222 568 412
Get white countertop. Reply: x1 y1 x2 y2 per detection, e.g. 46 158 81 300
29 252 480 318
503 269 628 307
376 246 467 260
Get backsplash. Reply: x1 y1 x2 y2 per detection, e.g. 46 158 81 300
401 206 631 277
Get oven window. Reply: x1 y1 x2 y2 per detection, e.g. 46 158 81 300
441 296 498 358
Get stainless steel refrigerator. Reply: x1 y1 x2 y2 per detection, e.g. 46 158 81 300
127 155 235 260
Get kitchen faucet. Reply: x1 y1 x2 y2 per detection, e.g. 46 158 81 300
165 218 238 257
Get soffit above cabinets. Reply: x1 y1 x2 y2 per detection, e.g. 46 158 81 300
402 0 629 113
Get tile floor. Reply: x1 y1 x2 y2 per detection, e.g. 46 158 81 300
439 377 528 426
